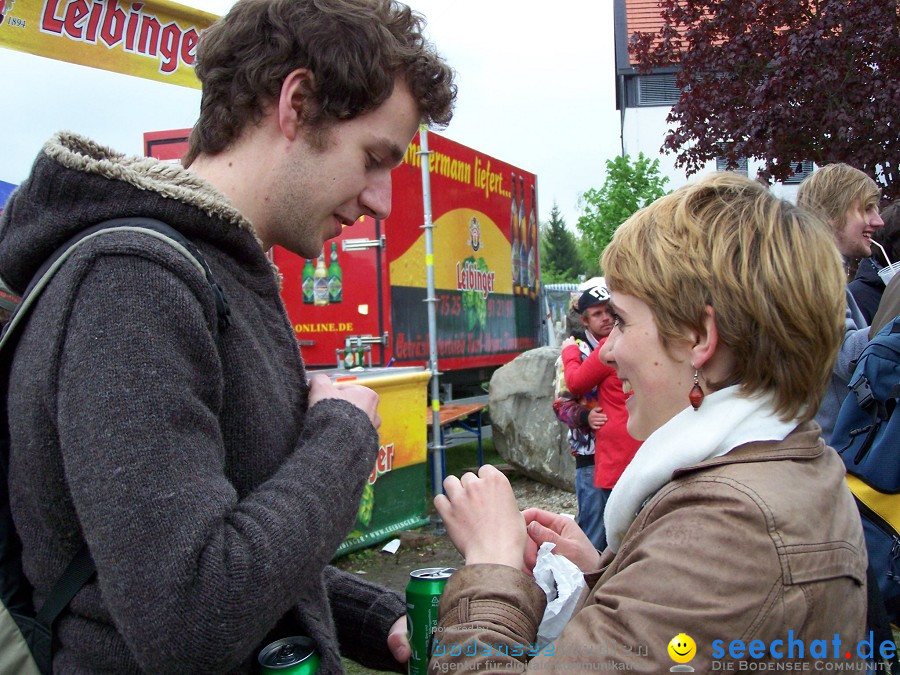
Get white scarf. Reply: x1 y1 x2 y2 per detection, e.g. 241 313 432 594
604 385 800 552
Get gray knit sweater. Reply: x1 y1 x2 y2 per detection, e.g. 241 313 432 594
0 132 405 673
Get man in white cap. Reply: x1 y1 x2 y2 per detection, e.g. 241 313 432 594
552 278 615 549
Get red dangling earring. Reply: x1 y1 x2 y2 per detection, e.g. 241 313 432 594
689 368 704 411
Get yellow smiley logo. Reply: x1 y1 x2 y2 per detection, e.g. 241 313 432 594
667 633 696 664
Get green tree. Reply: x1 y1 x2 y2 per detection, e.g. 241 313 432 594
576 153 669 274
540 202 583 283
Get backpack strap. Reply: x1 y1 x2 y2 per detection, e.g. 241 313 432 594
849 375 876 411
33 545 95 628
3 218 230 349
19 543 97 674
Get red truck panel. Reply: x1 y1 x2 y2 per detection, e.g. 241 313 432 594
144 128 541 376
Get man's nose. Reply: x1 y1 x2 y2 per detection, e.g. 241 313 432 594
362 172 392 220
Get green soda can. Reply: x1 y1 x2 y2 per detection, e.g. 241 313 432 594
406 567 456 675
258 636 320 674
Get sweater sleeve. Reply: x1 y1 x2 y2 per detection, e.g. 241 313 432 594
836 292 870 378
562 345 609 396
836 326 869 378
553 398 590 430
54 254 380 672
322 566 406 672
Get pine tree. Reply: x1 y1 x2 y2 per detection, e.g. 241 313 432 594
541 203 583 283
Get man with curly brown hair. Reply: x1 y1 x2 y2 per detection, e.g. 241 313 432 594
0 0 455 671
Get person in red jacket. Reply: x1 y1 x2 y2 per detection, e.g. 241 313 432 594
552 279 615 550
561 310 642 551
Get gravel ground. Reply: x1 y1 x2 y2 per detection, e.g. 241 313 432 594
333 473 575 595
508 473 577 515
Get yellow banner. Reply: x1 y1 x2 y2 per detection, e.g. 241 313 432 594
390 208 511 293
0 0 218 88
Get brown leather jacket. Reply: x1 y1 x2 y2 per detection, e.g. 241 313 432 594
432 423 867 673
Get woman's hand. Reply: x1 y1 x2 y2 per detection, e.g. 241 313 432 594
434 465 527 569
561 336 577 350
523 508 601 573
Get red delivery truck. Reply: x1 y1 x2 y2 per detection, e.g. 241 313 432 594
145 129 542 397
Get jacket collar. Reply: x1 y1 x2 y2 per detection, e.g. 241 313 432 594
672 421 824 479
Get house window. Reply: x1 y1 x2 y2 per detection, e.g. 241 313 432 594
636 73 680 106
783 160 814 184
716 156 748 175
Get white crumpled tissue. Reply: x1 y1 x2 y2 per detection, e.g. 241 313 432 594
533 541 586 647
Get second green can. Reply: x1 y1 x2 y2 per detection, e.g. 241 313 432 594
406 567 456 675
257 636 320 674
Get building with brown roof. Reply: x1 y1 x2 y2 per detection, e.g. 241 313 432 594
612 0 811 200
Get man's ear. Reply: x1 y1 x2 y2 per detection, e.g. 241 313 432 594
689 304 719 369
277 68 316 141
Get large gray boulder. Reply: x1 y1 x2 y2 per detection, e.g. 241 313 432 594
489 347 574 491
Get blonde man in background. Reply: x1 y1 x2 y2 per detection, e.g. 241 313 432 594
797 163 884 442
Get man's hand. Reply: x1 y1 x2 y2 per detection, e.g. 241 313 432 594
523 508 601 574
587 408 607 430
434 465 526 569
307 374 381 428
561 336 577 350
387 616 410 664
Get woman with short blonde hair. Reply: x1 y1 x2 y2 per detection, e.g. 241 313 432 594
604 171 845 421
429 173 868 673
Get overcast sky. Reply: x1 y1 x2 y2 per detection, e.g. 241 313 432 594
393 0 623 227
0 0 623 227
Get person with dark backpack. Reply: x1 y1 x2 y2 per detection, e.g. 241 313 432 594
831 312 900 673
0 1 456 672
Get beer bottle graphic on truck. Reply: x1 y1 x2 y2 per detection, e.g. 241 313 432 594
302 258 315 304
327 242 342 303
304 245 341 306
313 254 328 306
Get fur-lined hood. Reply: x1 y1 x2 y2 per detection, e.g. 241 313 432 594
0 132 266 296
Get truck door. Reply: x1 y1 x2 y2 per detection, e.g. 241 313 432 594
272 216 387 368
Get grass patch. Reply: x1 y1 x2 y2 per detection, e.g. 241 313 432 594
338 546 379 567
442 437 501 477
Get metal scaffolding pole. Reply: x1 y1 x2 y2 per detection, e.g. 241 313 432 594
418 126 445 500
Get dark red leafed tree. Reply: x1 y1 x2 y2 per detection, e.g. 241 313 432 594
629 0 900 200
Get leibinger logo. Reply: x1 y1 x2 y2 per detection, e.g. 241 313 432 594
706 631 897 670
